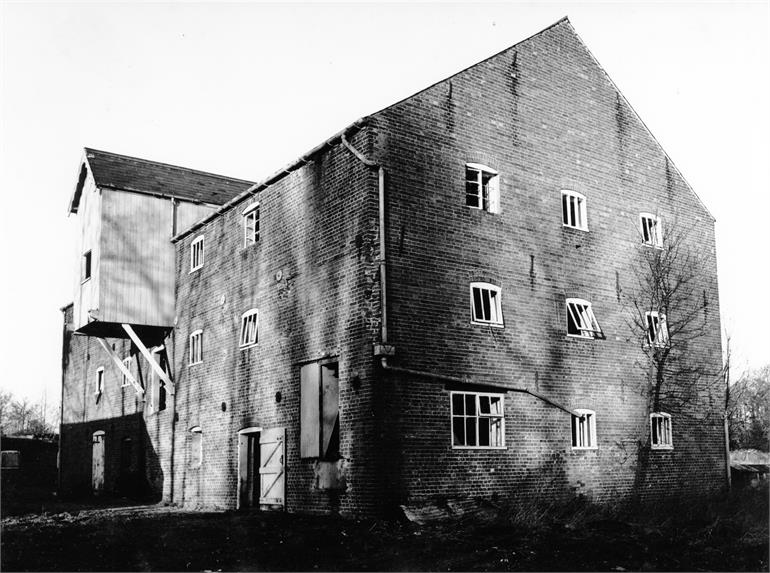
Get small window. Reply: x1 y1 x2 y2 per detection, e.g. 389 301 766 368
650 413 673 449
470 282 503 327
190 235 205 272
465 163 500 213
451 392 505 449
239 309 259 348
566 298 603 339
571 409 597 449
94 367 104 397
243 203 260 247
148 347 167 412
81 250 92 282
190 426 203 468
121 357 132 387
189 330 203 365
562 191 588 230
646 311 669 347
1 450 20 470
640 213 662 247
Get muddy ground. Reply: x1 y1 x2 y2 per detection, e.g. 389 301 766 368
2 488 768 572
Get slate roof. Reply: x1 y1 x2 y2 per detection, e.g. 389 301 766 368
69 148 254 213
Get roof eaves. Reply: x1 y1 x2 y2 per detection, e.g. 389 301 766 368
172 116 371 243
97 183 221 207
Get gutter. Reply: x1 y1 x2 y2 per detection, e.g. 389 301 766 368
340 129 574 418
172 117 371 243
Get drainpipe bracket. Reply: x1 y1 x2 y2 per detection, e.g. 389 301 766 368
373 344 396 357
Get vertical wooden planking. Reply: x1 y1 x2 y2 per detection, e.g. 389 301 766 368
300 362 320 458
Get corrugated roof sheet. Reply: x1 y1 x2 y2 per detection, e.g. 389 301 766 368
84 148 254 206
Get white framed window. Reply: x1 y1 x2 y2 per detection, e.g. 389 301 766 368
650 412 673 450
81 250 92 282
465 163 500 213
190 426 203 468
239 309 259 348
121 357 132 387
571 409 597 449
243 203 260 247
451 391 505 449
645 311 669 347
190 235 205 272
189 330 203 365
470 282 503 327
640 213 662 247
94 367 104 397
566 298 603 339
561 190 588 230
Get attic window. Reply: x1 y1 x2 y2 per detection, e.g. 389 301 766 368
243 203 260 247
82 251 92 282
465 164 500 213
94 367 104 398
562 191 588 230
566 298 603 339
640 213 662 247
190 235 204 272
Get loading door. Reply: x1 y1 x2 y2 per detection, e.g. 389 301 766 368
92 431 105 495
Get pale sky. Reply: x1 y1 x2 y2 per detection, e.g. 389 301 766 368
0 1 768 404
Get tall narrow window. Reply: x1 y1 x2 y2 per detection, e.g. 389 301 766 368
94 367 104 397
640 213 662 247
451 392 505 449
470 283 503 327
239 309 259 348
650 413 673 449
243 203 260 247
561 191 588 230
465 163 500 213
189 330 203 365
646 311 669 347
300 360 339 460
566 298 603 339
82 250 92 282
190 235 205 272
121 357 132 388
190 427 203 468
571 409 597 449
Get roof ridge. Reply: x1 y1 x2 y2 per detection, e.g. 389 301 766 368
84 147 254 185
369 16 570 118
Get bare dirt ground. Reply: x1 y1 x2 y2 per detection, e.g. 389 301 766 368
2 488 767 572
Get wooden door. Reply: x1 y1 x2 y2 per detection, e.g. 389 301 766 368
259 427 285 509
92 431 105 495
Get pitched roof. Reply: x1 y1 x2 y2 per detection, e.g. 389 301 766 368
69 148 254 213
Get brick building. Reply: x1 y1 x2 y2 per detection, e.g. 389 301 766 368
60 18 727 516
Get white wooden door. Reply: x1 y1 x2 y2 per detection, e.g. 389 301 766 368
259 427 285 509
92 431 105 495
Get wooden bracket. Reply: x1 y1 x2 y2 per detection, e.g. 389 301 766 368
122 324 175 395
95 337 144 397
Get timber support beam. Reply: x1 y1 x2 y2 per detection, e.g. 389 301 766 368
122 324 176 395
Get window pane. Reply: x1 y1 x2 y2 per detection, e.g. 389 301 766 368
452 417 465 446
482 290 491 321
569 197 577 226
465 418 477 446
571 415 578 446
489 396 502 415
562 194 569 224
473 288 484 321
452 393 464 415
479 395 490 414
490 418 502 447
567 304 580 335
478 418 490 446
465 394 476 415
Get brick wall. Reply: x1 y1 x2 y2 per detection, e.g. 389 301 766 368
370 19 725 507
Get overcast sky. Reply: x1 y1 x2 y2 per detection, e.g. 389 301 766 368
1 1 768 404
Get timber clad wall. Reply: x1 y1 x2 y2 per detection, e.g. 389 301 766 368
60 18 726 516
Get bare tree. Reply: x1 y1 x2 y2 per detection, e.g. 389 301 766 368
727 365 770 452
623 216 724 491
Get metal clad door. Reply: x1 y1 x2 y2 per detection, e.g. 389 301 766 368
92 431 105 494
259 427 285 509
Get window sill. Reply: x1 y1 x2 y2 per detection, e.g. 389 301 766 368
188 361 203 367
651 445 674 451
562 224 589 232
641 242 664 250
240 343 258 350
81 277 91 284
571 446 598 451
189 267 203 274
452 445 507 451
566 334 599 340
471 321 505 328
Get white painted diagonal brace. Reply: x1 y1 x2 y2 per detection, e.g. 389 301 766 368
95 337 144 396
122 324 175 395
